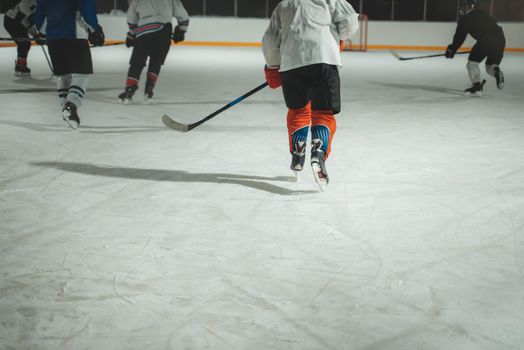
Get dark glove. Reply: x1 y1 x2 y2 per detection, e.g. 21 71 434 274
27 26 46 45
88 25 105 47
172 26 186 44
125 31 136 48
445 45 455 59
34 33 46 46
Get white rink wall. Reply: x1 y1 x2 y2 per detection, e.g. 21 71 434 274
100 15 524 49
1 14 524 49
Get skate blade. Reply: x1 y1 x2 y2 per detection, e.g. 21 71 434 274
496 72 504 90
62 117 79 130
291 164 303 171
463 91 483 97
62 112 79 130
311 162 328 191
14 72 31 77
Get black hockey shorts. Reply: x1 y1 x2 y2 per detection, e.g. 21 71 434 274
280 64 341 115
129 24 172 70
3 16 30 57
3 16 28 39
470 31 506 66
48 39 93 76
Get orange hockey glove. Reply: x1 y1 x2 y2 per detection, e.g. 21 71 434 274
264 65 281 89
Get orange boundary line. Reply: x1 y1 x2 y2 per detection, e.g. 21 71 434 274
177 41 261 47
366 44 524 52
0 39 127 48
2 40 523 52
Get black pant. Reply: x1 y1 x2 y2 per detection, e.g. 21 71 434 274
3 16 30 59
280 64 341 114
470 30 506 65
48 39 93 75
128 24 172 80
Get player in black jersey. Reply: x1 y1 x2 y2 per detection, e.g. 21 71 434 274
3 0 37 76
445 0 505 95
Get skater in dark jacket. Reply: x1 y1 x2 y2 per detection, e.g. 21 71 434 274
445 0 505 95
34 0 104 129
3 0 38 76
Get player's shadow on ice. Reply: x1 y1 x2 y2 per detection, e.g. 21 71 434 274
0 119 164 134
372 81 465 96
32 161 315 195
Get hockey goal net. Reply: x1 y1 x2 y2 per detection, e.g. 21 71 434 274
341 14 368 52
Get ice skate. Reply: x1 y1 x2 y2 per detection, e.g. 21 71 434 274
494 67 504 90
62 102 80 129
144 80 155 103
290 141 306 173
310 139 328 190
118 85 138 104
14 58 31 77
464 79 486 96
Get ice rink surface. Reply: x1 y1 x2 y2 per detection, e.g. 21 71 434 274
1 45 524 350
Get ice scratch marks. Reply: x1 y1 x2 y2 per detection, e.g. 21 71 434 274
141 237 152 253
59 319 91 347
222 273 338 350
123 237 153 282
504 207 524 280
112 275 134 305
497 166 524 181
201 325 231 348
307 260 355 306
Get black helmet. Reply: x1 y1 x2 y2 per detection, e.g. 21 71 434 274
459 0 476 16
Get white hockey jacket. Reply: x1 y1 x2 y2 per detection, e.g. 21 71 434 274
262 0 359 72
127 0 189 37
6 0 36 28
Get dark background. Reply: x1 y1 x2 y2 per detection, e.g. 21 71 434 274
1 0 523 21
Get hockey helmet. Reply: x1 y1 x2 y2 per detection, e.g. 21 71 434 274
459 0 476 16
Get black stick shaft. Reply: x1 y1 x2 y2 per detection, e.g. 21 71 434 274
187 82 269 131
398 51 471 61
0 37 124 47
40 45 54 74
0 37 34 42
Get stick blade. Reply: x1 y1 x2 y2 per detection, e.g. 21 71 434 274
389 50 403 60
162 114 189 132
390 50 413 60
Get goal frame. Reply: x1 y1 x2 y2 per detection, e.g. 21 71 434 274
341 14 368 52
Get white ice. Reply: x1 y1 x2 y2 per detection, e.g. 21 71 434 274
1 45 524 350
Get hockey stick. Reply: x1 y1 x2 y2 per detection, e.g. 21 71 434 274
40 45 54 74
90 41 126 48
0 37 34 41
0 37 125 47
390 50 471 61
162 82 269 132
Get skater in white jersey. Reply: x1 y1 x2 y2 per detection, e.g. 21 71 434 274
118 0 189 103
261 0 360 188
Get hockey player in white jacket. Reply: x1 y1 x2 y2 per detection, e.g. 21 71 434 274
262 0 359 187
3 0 37 75
118 0 189 102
